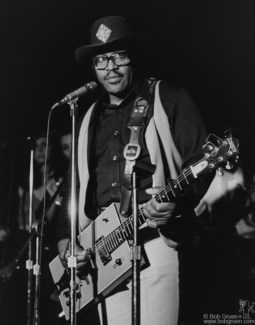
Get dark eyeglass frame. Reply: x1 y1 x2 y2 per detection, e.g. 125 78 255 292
92 50 130 70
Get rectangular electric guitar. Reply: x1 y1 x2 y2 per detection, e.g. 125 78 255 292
49 131 239 320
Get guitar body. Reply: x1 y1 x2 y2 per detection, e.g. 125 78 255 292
49 203 134 320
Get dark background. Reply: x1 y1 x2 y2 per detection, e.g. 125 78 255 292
0 0 255 324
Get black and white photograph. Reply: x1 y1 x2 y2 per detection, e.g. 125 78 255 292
0 1 255 325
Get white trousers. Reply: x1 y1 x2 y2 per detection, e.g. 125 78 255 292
97 237 179 325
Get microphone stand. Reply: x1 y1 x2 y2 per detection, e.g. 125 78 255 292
26 138 34 325
27 137 42 325
67 99 78 325
131 171 141 325
33 229 40 325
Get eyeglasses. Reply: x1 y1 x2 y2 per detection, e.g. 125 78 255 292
93 51 130 70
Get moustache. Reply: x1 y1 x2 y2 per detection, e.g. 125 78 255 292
105 73 123 80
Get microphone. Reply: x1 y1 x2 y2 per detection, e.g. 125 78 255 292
52 81 97 108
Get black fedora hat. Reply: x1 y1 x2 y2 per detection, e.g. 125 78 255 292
74 16 147 64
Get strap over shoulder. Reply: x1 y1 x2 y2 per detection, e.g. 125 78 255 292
146 80 183 181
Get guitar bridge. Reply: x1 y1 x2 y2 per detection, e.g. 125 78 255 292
96 236 112 265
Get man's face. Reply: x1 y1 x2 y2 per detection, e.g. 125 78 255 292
93 50 133 97
60 133 72 160
34 137 52 164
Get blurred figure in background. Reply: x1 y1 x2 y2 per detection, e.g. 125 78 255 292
234 170 255 304
235 172 255 239
0 131 69 325
16 132 65 324
17 134 61 230
183 165 254 324
0 226 9 242
60 132 71 161
59 131 72 173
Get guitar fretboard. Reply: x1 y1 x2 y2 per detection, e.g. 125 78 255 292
91 161 202 256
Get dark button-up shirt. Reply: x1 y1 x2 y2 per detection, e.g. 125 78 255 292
89 79 155 207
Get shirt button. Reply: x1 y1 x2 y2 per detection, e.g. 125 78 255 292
114 130 119 136
112 182 117 187
112 155 117 161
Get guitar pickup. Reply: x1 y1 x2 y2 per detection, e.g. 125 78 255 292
96 236 112 265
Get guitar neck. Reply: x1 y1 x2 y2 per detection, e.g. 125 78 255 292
92 158 208 256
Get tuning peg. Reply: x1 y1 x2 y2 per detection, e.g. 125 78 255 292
225 161 234 170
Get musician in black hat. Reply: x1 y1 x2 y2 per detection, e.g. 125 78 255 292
56 15 210 325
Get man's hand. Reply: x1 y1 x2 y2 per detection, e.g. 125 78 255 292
58 238 91 275
143 198 176 229
46 177 59 197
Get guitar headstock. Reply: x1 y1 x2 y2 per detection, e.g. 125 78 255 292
202 129 239 171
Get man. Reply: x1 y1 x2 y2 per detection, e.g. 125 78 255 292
60 132 72 162
57 16 209 325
